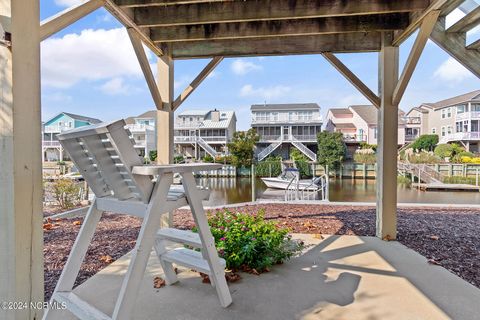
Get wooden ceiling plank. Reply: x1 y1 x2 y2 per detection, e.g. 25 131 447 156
134 0 429 27
152 13 409 42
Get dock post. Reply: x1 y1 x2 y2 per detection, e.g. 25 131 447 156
251 164 256 202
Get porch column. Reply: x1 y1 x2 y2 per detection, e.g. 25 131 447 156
156 54 174 164
376 33 399 240
0 0 44 319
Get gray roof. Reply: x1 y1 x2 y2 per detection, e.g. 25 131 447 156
61 112 102 124
329 108 353 116
420 90 480 110
251 103 320 112
178 110 210 116
200 110 236 129
124 110 157 124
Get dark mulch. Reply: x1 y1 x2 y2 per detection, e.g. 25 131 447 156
43 204 480 301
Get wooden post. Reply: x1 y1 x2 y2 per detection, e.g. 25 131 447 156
0 0 44 319
251 164 256 202
376 32 399 240
156 55 174 165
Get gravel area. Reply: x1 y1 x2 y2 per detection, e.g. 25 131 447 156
43 204 480 301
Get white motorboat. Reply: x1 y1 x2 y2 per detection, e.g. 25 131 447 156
261 168 323 191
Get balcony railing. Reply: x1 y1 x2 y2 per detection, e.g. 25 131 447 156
175 121 203 128
456 111 480 121
440 131 480 143
405 134 419 141
126 124 154 132
343 134 367 142
402 116 421 124
42 141 62 147
174 136 227 143
252 115 322 124
259 134 317 142
43 125 72 133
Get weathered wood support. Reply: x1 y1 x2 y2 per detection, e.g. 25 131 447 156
127 28 163 109
376 33 399 240
322 52 380 108
40 0 104 41
392 10 439 106
156 55 174 165
173 57 223 111
0 0 44 319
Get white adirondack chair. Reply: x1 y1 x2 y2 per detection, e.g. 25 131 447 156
43 120 232 320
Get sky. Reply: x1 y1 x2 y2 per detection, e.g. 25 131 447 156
41 1 480 130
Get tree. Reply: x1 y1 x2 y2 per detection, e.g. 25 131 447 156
434 143 464 159
410 134 439 152
227 129 259 167
317 131 346 170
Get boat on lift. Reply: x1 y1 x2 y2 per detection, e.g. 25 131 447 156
261 167 323 191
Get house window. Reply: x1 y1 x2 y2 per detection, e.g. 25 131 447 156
447 107 452 118
463 120 469 132
441 109 446 119
456 122 462 133
447 125 452 135
472 120 479 132
441 126 446 137
373 128 377 139
472 104 480 112
432 128 436 134
457 105 466 114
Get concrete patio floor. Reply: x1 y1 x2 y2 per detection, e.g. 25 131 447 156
55 234 480 320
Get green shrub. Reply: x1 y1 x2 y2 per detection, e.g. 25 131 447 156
317 131 346 171
452 151 474 163
149 150 157 162
359 142 377 151
195 209 304 271
397 175 412 187
404 149 441 164
255 161 282 177
174 155 184 163
434 143 464 159
203 154 214 163
411 134 439 152
52 178 80 209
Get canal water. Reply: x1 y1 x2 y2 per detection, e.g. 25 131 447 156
196 177 480 207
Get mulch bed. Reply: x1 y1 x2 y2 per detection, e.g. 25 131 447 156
43 204 480 301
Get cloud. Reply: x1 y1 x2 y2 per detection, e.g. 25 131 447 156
41 28 151 88
98 77 140 95
231 59 262 75
433 57 473 83
43 92 73 103
239 84 291 100
54 0 87 7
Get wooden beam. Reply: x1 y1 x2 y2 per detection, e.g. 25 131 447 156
173 57 222 110
439 0 465 16
40 0 104 41
392 10 439 106
447 6 480 33
376 32 399 241
322 52 380 108
103 0 164 56
127 28 163 109
134 0 429 27
1 0 44 319
151 13 410 43
116 0 223 7
430 17 480 78
393 0 448 46
171 32 383 59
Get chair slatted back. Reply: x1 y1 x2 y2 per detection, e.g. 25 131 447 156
58 120 154 203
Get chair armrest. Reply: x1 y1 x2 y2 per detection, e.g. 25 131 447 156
132 163 223 176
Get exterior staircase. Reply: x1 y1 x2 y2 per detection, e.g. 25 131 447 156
291 136 317 161
197 136 218 157
257 139 282 161
398 162 444 184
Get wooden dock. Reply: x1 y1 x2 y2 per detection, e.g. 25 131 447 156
413 183 480 192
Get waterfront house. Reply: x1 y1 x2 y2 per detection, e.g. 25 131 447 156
406 90 480 152
325 105 407 158
125 110 157 158
174 109 237 159
42 112 101 161
251 103 322 161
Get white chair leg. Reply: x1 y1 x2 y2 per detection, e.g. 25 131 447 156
43 199 103 320
111 173 173 320
154 238 178 285
181 172 232 308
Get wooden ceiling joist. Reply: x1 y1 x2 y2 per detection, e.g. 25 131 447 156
170 32 383 59
116 0 223 7
151 13 410 43
132 0 429 27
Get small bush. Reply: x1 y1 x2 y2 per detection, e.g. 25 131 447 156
52 178 80 209
360 142 377 151
203 154 214 163
195 209 304 271
452 151 474 163
459 156 480 164
404 149 441 164
434 143 464 160
353 148 376 164
149 150 157 162
397 175 412 187
174 155 184 163
411 134 439 152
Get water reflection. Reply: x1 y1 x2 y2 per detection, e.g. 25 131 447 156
196 177 480 206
